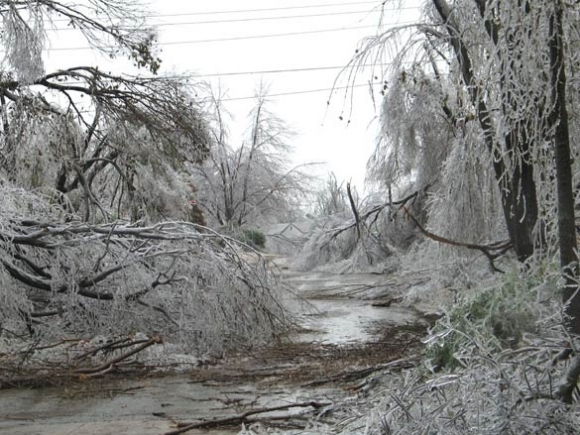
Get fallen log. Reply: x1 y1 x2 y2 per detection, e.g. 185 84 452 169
163 400 331 435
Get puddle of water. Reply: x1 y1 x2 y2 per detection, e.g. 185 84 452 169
292 298 417 345
284 272 418 345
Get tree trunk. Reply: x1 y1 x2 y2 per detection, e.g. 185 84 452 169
501 133 539 262
549 0 580 334
432 0 538 262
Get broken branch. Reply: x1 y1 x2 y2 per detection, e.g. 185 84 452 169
73 336 161 375
163 401 331 435
402 206 511 273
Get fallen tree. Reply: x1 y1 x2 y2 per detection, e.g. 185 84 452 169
0 187 288 375
0 0 291 383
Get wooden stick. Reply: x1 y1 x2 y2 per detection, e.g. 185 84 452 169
163 401 331 435
73 336 161 375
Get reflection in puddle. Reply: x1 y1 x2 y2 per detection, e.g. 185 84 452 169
284 272 418 346
293 298 417 345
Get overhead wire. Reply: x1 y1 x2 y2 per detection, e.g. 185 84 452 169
29 2 421 51
19 3 420 101
46 2 420 22
47 9 384 30
34 62 395 90
145 2 419 18
42 21 419 50
47 82 383 112
221 82 382 101
37 81 382 117
192 64 385 78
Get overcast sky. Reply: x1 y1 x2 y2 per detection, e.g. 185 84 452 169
43 0 423 189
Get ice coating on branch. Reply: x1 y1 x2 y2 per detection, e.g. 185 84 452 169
2 3 45 84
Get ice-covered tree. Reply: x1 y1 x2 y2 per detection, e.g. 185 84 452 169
313 172 350 217
0 1 287 366
345 0 580 332
0 1 211 225
194 86 313 230
3 103 208 224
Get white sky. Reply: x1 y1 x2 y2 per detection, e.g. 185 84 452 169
41 0 423 189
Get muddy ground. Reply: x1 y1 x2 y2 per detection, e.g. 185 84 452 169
189 322 425 387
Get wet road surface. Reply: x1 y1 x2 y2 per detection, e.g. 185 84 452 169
0 269 420 435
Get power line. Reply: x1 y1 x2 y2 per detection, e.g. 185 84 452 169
193 63 391 78
46 24 386 50
46 2 419 23
149 8 416 25
222 82 380 101
47 9 385 30
30 63 394 87
146 3 420 18
33 81 381 104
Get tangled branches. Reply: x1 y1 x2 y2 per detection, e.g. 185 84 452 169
362 325 580 434
295 188 424 273
331 266 580 435
0 203 287 359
